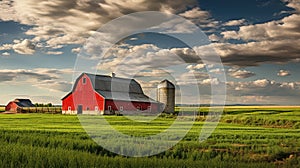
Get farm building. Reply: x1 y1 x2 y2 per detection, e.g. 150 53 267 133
5 99 35 112
62 73 162 115
157 80 175 114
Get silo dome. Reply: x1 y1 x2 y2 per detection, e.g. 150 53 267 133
157 80 175 114
158 80 175 89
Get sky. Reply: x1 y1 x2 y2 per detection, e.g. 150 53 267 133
0 0 300 105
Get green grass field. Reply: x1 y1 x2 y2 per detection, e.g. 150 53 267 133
0 107 299 167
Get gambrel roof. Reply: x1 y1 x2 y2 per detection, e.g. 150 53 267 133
63 73 157 103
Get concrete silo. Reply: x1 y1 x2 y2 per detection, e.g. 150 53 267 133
157 80 175 113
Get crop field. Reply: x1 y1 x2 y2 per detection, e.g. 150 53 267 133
0 107 299 167
0 106 5 112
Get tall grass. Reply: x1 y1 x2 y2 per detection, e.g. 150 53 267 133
0 109 299 167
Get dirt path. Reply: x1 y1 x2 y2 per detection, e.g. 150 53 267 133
0 111 17 114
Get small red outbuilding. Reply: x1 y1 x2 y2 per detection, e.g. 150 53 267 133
5 99 35 112
62 73 160 115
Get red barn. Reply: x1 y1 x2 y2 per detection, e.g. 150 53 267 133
5 99 34 112
62 73 160 115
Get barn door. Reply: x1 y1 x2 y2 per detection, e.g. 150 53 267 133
77 105 83 114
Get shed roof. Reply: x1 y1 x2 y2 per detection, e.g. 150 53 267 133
13 99 34 107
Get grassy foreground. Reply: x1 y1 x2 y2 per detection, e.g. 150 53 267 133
0 107 300 167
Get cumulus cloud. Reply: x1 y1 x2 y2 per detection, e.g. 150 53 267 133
0 0 197 48
46 51 63 55
186 64 206 71
1 52 10 56
94 44 205 76
208 34 221 42
228 79 295 95
223 19 247 26
134 69 173 78
179 7 210 20
215 0 300 66
225 79 300 104
179 7 220 29
12 39 35 55
0 44 13 51
253 79 271 87
228 69 256 79
0 68 73 92
71 47 81 53
212 39 300 66
277 70 291 76
34 81 72 92
167 76 300 105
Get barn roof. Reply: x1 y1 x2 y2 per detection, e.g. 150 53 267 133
13 99 34 107
85 73 143 94
63 73 157 103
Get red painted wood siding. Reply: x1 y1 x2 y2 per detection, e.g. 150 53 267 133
62 94 74 111
105 100 159 112
62 74 105 111
5 102 18 112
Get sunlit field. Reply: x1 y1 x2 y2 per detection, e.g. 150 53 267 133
0 106 5 112
0 107 299 167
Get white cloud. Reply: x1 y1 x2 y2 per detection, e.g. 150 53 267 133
228 69 256 79
34 80 72 92
1 52 10 56
0 0 197 47
221 31 239 40
226 78 300 103
94 44 205 76
179 7 210 19
214 0 300 66
201 78 220 85
71 47 81 53
208 34 221 42
277 70 291 77
223 19 247 26
129 38 138 41
134 69 173 78
176 71 209 86
221 78 300 105
179 7 220 29
253 79 271 87
0 68 73 92
212 39 300 66
186 64 206 71
12 39 35 55
0 44 13 51
46 51 63 55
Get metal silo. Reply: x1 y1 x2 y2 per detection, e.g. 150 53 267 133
157 80 175 113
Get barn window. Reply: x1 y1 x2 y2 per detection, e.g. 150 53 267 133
86 107 90 111
68 106 71 111
108 106 112 111
137 106 140 111
95 106 99 111
120 106 123 111
83 77 86 84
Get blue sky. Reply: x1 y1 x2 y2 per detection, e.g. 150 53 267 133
0 0 300 105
